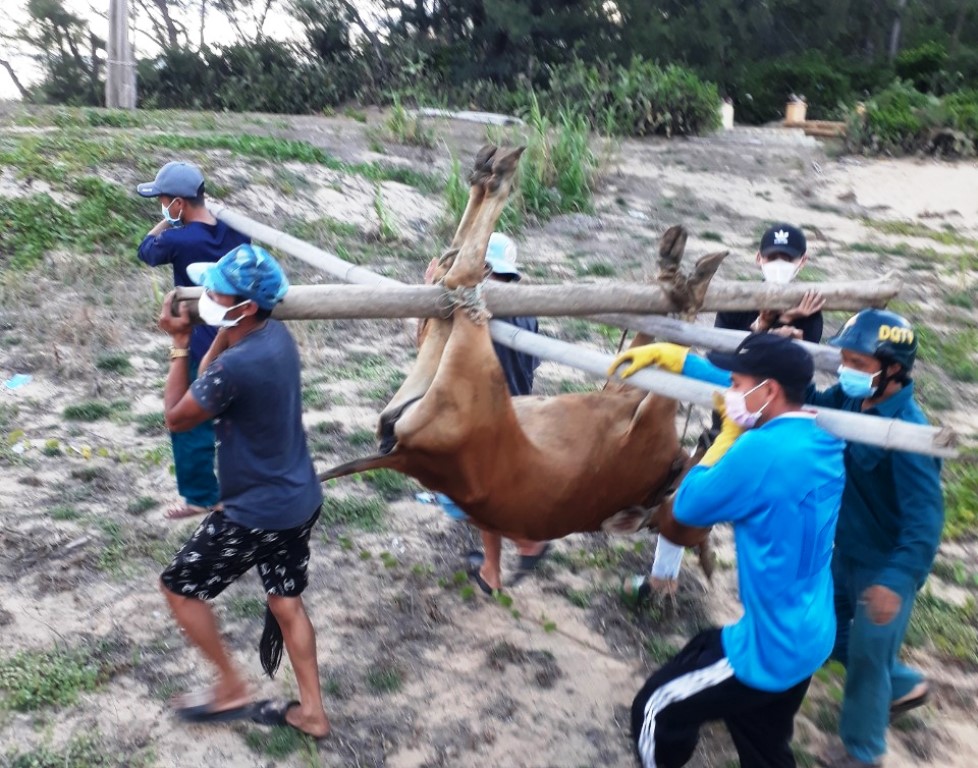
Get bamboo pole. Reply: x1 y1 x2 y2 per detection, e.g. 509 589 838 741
490 323 958 459
593 314 842 373
204 203 957 458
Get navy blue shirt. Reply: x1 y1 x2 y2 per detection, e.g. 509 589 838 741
806 381 944 594
492 315 540 396
138 220 250 359
716 309 823 344
190 320 323 531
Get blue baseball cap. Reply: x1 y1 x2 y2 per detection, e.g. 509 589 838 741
136 161 205 199
485 232 521 281
708 332 814 391
187 244 289 310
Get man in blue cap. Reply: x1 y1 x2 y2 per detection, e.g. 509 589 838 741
810 309 942 768
620 333 845 768
137 161 250 520
157 244 329 740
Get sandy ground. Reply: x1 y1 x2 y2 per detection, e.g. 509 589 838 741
0 107 976 767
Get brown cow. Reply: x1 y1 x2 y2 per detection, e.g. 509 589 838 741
321 146 723 589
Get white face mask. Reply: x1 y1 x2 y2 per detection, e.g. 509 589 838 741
198 291 247 327
162 199 182 226
760 260 798 284
722 379 771 428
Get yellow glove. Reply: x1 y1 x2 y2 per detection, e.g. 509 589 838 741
607 342 689 379
700 392 744 467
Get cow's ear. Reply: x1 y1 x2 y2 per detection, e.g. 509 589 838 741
601 506 654 535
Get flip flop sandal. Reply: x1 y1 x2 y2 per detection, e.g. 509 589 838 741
251 699 329 740
175 701 254 724
890 688 929 720
464 551 501 596
510 542 552 585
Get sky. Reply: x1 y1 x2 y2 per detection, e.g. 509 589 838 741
0 0 307 101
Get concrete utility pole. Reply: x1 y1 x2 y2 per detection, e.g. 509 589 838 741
106 0 137 108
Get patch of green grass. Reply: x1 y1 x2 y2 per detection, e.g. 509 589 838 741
3 731 149 768
700 231 724 242
343 106 367 123
268 165 313 196
643 635 679 664
134 411 166 435
864 218 978 248
946 290 973 309
942 454 978 539
366 663 404 694
904 590 978 667
153 133 442 194
347 428 377 448
916 325 978 382
95 353 133 375
558 379 593 394
575 262 616 278
362 468 413 500
565 589 591 608
49 504 81 521
321 495 385 531
243 724 308 758
931 558 978 589
374 185 399 242
63 401 113 421
225 595 266 619
126 496 158 516
0 645 103 710
302 385 333 409
41 438 62 456
94 518 128 572
386 96 436 148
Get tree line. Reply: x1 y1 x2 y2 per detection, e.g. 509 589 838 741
2 0 977 133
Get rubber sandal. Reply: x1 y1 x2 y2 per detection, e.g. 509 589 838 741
251 699 329 740
890 687 929 720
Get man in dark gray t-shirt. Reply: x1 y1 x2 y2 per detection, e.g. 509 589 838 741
158 244 330 740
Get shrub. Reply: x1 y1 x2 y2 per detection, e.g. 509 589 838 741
895 42 948 94
542 57 721 137
847 80 938 155
737 54 852 124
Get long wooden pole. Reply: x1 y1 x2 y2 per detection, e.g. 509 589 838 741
207 203 899 312
172 279 898 319
204 204 956 458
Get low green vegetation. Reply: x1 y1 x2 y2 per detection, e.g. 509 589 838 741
904 590 978 668
0 644 104 710
362 468 414 499
916 325 978 383
942 454 978 539
385 96 436 148
366 662 404 693
63 401 113 421
321 495 386 531
3 731 151 768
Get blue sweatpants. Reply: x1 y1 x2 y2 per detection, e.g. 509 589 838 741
170 358 219 508
831 554 923 764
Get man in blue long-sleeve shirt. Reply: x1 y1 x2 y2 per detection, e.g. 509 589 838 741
623 334 845 768
809 309 942 768
136 162 250 519
612 308 944 768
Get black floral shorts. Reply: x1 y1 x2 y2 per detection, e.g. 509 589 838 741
160 507 321 601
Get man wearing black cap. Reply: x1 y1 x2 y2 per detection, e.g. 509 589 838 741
716 223 825 342
615 334 845 768
136 162 250 520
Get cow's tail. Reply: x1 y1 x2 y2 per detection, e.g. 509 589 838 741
318 452 404 482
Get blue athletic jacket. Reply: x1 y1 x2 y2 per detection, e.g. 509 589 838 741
675 412 845 691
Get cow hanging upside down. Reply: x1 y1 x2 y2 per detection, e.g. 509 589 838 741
320 145 726 587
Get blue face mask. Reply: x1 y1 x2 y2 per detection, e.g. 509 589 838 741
162 199 182 226
837 365 881 399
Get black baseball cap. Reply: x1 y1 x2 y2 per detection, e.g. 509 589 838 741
760 223 807 260
707 333 814 391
